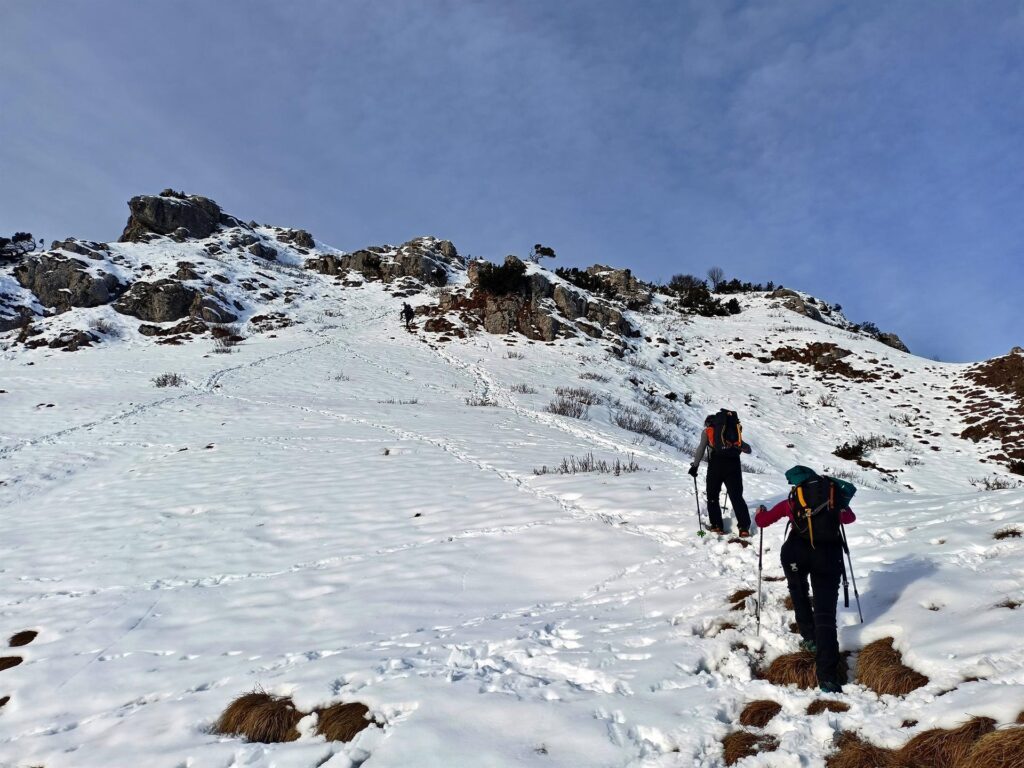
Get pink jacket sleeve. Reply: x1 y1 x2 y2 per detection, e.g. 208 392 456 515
754 501 856 528
754 499 791 528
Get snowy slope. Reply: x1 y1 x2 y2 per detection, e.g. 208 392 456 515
1 231 1023 767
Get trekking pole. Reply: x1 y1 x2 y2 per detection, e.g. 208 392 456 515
756 526 764 636
841 525 864 623
693 476 706 537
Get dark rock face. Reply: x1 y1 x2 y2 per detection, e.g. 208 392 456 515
51 239 109 260
119 192 243 243
276 229 315 250
114 279 238 324
113 279 199 322
435 255 638 342
14 255 125 312
306 237 462 286
583 265 652 309
878 333 910 353
48 329 98 351
247 242 278 260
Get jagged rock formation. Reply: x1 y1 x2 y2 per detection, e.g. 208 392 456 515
113 279 236 324
120 189 244 243
878 333 910 353
305 236 461 286
433 255 638 342
14 254 125 312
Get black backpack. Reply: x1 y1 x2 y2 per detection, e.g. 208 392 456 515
705 409 743 456
785 466 856 547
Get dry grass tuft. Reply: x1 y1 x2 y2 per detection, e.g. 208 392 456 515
8 630 37 647
722 731 779 765
807 699 850 715
213 691 303 743
760 650 819 689
727 589 755 604
856 637 929 697
955 725 1024 768
784 594 795 611
826 731 896 768
739 699 782 728
0 657 22 672
315 701 375 742
993 527 1022 540
895 717 996 768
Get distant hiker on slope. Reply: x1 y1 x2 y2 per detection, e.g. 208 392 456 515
755 466 857 694
401 302 415 330
688 409 752 536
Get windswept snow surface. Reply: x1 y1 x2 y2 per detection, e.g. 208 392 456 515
1 283 1022 767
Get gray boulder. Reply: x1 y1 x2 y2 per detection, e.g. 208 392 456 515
14 255 125 312
878 333 910 353
305 237 463 286
119 191 244 242
113 279 199 322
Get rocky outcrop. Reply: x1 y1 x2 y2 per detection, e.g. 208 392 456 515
878 333 910 353
119 190 244 243
769 288 823 322
14 255 125 312
113 279 198 322
113 278 238 324
435 256 637 342
305 237 463 286
276 229 315 250
51 239 109 260
584 265 652 309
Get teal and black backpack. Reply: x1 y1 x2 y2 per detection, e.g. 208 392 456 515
784 465 856 547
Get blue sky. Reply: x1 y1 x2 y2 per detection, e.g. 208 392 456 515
2 0 1022 361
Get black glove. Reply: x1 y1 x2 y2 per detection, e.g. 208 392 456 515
688 464 698 478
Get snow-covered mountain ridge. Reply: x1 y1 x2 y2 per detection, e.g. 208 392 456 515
1 192 1022 767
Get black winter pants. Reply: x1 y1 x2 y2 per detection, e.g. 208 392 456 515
705 456 751 532
781 536 844 686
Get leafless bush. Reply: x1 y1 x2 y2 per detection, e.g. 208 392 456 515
153 373 185 388
834 434 901 461
546 396 589 419
625 354 652 371
504 350 525 359
889 412 914 426
555 386 602 405
970 476 1023 491
994 526 1022 540
818 393 837 407
378 398 418 405
465 395 497 407
614 406 670 443
213 336 236 354
333 372 351 381
510 383 537 394
533 452 641 476
579 371 610 382
89 317 119 336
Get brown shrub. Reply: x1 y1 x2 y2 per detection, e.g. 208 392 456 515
0 657 22 672
739 699 782 728
789 621 801 634
760 650 848 690
213 691 303 743
8 631 37 647
997 599 1022 610
895 717 996 768
994 527 1022 540
1016 711 1024 725
722 731 779 765
315 701 374 742
784 594 795 611
807 699 850 715
856 638 928 696
955 726 1024 768
826 731 896 768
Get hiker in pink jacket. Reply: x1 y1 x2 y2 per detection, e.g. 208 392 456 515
755 490 856 694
